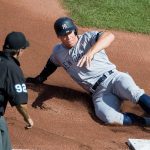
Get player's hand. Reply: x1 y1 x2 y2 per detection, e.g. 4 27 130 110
25 117 34 129
26 76 44 84
77 50 94 68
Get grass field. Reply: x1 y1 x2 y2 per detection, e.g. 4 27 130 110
61 0 150 34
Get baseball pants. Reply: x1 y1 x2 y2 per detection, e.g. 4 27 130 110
92 70 145 125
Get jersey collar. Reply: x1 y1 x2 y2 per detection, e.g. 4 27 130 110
0 51 20 66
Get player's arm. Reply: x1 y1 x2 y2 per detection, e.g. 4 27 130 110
77 31 115 67
26 58 57 84
93 31 115 52
16 104 33 129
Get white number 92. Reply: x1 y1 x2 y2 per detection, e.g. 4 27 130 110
15 84 27 93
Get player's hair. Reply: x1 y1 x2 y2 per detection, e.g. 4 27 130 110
3 48 20 56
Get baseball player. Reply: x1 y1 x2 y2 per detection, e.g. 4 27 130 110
0 32 33 150
26 17 150 126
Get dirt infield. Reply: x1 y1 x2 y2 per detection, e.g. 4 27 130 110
0 0 150 149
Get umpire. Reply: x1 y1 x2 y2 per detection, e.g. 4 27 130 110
0 32 33 150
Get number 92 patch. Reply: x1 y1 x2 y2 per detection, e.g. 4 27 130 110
15 84 27 93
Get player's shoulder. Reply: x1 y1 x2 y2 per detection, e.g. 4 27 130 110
53 43 66 53
81 31 102 39
83 31 100 35
53 43 62 49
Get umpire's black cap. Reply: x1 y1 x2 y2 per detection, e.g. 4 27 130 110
3 32 29 50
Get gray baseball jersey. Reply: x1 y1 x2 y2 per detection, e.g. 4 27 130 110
50 31 116 92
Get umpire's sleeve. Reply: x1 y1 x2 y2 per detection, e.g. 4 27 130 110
5 71 28 107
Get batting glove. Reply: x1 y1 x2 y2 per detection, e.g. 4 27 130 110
26 76 44 84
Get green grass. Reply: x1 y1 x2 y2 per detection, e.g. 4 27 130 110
61 0 150 34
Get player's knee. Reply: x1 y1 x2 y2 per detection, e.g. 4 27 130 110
105 117 122 125
95 111 122 125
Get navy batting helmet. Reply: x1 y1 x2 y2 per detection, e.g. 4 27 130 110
54 17 77 36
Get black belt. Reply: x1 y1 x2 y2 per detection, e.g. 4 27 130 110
92 70 114 91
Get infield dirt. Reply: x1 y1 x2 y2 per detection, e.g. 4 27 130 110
0 0 150 149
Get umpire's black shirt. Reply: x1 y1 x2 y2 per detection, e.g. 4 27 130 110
0 51 28 115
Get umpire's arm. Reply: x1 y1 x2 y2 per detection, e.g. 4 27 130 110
16 104 33 129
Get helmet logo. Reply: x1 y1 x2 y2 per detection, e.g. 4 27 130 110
62 24 68 29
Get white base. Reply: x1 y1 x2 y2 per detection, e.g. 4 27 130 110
128 139 150 150
12 149 30 150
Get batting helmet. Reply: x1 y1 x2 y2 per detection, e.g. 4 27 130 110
54 17 77 36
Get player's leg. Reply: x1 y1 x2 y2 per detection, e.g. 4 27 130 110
92 92 124 125
92 93 149 126
112 72 150 114
0 116 12 150
138 94 150 114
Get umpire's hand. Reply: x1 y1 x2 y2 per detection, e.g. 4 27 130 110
25 117 34 129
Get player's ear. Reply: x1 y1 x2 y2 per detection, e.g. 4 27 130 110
17 49 24 58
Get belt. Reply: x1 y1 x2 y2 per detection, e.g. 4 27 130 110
92 70 114 91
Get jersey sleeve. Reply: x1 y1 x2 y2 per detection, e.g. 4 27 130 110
5 66 28 106
87 31 104 45
49 45 61 67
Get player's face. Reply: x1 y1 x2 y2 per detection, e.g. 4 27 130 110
58 31 78 48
